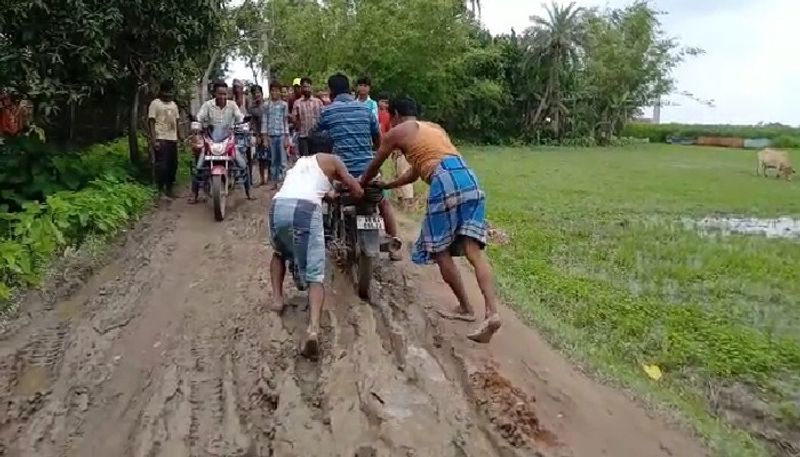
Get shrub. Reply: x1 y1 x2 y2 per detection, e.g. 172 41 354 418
0 177 153 302
622 123 800 144
0 135 144 211
771 135 800 149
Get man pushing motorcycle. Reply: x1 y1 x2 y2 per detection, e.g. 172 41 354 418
359 97 501 343
195 80 252 201
268 130 364 360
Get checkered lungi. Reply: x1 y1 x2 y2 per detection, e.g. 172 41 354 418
411 155 487 265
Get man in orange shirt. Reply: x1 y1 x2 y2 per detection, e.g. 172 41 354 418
360 97 500 343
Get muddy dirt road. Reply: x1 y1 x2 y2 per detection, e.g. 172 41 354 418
0 186 707 457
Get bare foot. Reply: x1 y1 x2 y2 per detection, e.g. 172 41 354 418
269 298 285 313
466 313 502 343
301 330 319 360
436 305 476 322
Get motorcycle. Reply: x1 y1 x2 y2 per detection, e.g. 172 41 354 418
233 121 253 186
197 117 252 221
324 182 402 300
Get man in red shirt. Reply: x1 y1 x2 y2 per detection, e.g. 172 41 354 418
378 94 414 208
377 93 391 135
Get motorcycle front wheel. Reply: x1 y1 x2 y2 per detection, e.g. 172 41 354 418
211 174 226 221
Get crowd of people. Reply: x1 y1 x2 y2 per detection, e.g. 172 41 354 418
146 73 502 359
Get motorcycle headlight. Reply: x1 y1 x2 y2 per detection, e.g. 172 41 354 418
190 121 201 132
235 124 250 134
210 143 226 156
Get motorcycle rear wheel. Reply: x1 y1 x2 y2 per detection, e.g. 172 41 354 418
355 254 373 300
211 174 226 221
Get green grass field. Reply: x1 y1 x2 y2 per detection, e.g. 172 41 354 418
462 144 800 457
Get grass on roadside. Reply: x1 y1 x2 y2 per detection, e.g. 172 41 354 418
463 144 800 457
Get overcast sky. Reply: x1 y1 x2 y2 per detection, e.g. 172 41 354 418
229 0 799 125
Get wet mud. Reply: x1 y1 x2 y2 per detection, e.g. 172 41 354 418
0 188 706 457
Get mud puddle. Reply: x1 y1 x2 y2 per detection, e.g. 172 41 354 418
685 216 800 239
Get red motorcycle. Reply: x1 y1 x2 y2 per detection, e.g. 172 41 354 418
198 118 252 221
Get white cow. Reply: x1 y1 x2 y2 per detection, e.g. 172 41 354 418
756 148 795 181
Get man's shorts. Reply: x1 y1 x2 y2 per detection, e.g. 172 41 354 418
268 198 325 283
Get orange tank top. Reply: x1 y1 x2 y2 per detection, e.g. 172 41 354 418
403 121 460 181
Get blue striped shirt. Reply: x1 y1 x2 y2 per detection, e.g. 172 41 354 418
317 94 380 177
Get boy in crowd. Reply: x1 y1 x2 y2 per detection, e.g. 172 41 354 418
261 80 291 188
356 76 378 120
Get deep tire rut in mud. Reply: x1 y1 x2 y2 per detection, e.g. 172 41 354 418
0 190 706 457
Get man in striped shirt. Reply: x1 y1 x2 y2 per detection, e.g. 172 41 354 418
317 73 401 260
292 77 324 156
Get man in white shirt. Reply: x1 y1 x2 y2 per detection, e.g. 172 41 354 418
147 80 181 197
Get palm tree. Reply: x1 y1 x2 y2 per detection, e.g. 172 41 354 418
523 1 584 138
467 0 481 19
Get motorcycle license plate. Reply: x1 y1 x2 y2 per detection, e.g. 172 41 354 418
205 155 230 161
356 215 384 230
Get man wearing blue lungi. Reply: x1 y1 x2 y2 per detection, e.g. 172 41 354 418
360 97 501 343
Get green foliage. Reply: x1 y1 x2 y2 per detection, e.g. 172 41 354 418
0 177 153 303
468 144 800 455
623 123 800 143
772 135 800 148
256 0 694 145
0 136 142 211
1 0 227 145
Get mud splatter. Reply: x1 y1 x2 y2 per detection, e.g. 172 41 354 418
469 364 557 449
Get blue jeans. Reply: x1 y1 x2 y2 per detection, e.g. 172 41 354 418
269 135 286 182
269 198 325 287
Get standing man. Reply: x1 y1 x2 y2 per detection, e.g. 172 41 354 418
356 76 378 120
292 77 324 157
317 73 401 261
261 80 291 188
231 79 247 111
248 85 269 186
269 130 364 359
287 78 303 163
147 80 181 197
360 98 501 343
377 93 414 208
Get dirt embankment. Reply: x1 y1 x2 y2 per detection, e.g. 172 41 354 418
0 187 706 457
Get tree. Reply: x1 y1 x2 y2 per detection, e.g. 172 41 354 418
579 2 703 141
523 1 586 139
106 0 227 163
0 0 122 120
